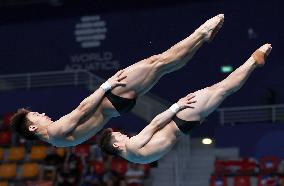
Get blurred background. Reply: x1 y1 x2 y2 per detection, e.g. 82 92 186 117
0 0 284 185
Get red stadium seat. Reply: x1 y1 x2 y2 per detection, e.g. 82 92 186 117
74 144 90 157
111 158 128 176
215 158 242 175
90 160 104 176
239 158 258 175
215 157 259 176
260 156 279 174
234 176 251 186
214 159 226 175
0 131 12 145
3 113 13 129
144 164 151 177
210 175 228 186
257 175 279 186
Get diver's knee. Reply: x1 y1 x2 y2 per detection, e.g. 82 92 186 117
208 84 230 97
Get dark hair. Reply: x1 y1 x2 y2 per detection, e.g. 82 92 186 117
97 128 119 156
10 108 39 140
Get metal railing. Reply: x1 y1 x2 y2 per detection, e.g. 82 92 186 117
0 70 102 91
218 104 284 125
0 70 170 121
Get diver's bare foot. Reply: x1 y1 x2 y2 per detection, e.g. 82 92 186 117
196 14 225 42
252 43 272 67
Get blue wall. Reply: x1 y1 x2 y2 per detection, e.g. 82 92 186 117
215 122 284 158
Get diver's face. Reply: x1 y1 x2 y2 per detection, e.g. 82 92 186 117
26 112 52 131
112 132 129 144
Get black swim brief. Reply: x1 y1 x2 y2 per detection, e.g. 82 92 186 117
172 115 200 134
105 90 136 115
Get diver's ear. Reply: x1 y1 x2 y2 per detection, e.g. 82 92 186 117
29 125 38 132
113 142 120 148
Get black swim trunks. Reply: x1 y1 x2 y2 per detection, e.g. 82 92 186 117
172 115 200 134
105 90 136 115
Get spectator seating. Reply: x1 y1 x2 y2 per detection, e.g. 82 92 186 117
26 180 53 186
2 113 13 130
233 176 251 186
0 131 11 146
74 144 90 157
55 147 65 158
30 146 47 161
90 160 104 176
0 115 152 186
0 147 4 161
0 163 17 179
210 175 228 186
144 164 151 177
21 163 40 179
7 146 25 162
212 157 284 186
214 157 258 176
259 156 279 174
257 174 279 186
0 181 8 186
111 158 128 176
